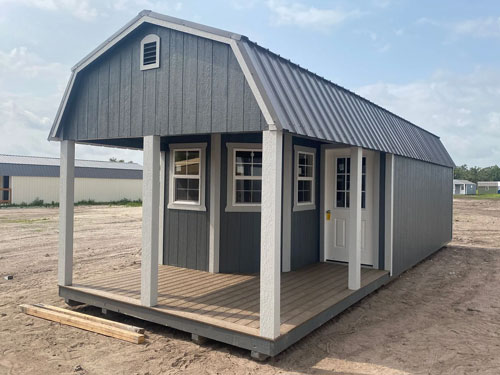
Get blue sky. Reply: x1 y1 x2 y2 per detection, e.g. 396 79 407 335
1 0 499 166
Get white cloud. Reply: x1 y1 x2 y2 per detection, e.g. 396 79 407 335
0 46 142 163
453 17 500 38
266 0 361 31
356 68 500 167
417 16 500 39
0 0 98 21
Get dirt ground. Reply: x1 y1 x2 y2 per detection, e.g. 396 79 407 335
1 199 500 375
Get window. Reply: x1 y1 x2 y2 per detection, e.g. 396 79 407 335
226 143 262 212
168 143 206 211
140 34 160 70
336 156 366 209
294 146 316 211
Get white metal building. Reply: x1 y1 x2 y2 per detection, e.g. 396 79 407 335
0 154 142 205
477 181 500 195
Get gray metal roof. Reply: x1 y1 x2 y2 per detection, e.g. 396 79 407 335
453 179 475 185
0 154 142 179
50 10 454 168
240 39 455 167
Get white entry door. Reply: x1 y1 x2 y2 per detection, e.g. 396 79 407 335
325 149 375 266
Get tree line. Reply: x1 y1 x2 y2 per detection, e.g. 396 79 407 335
454 165 500 184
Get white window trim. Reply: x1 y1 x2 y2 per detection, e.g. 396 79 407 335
140 34 160 71
293 145 316 212
168 143 207 212
225 142 262 213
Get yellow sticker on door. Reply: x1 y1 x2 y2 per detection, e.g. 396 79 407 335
326 210 331 221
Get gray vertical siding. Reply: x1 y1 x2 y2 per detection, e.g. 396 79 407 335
163 135 210 271
289 136 321 270
392 156 453 276
219 133 262 274
61 23 265 140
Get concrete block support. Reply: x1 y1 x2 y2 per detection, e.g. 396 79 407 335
58 140 75 286
259 129 283 339
348 146 362 290
141 135 160 307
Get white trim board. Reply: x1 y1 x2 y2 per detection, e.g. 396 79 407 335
49 11 278 140
209 134 221 273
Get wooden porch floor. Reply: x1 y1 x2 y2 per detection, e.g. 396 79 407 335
67 263 387 337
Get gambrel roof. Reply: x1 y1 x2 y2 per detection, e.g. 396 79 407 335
49 10 454 168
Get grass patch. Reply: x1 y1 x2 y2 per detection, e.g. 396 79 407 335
454 194 500 200
0 198 142 208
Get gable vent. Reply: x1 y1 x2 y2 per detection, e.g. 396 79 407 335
140 34 160 70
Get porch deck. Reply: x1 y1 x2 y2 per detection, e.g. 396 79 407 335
60 262 389 356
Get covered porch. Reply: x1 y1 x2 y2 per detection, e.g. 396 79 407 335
60 262 388 356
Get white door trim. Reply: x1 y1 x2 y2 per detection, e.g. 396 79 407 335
323 147 379 267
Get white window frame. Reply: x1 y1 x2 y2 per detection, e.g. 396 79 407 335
225 143 262 213
168 143 207 211
293 145 316 212
140 34 160 71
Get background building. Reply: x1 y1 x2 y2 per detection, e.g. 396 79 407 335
453 179 476 195
477 181 500 195
0 154 142 204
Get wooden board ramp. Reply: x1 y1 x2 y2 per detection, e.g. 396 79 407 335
20 304 145 344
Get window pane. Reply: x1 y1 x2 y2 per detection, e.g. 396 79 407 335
187 163 199 176
336 192 345 207
235 163 252 176
252 191 261 203
303 189 311 203
176 179 188 189
347 158 351 174
298 165 306 177
175 163 187 175
244 191 252 203
252 180 262 191
337 158 345 173
361 192 366 209
362 175 366 191
346 192 350 208
235 191 244 203
298 191 304 203
252 152 262 164
175 150 187 162
305 166 313 177
299 153 307 165
252 164 262 177
362 157 366 174
236 151 252 164
188 179 199 190
336 175 345 191
187 189 199 202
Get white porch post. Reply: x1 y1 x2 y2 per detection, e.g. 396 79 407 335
260 129 283 339
141 135 160 307
385 153 394 276
58 140 75 286
209 134 221 273
348 146 362 290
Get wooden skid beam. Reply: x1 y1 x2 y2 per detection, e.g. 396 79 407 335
20 304 144 344
33 303 144 334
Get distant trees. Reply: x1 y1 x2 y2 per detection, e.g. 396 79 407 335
454 165 500 183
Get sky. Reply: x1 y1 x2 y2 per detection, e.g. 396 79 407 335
1 0 499 167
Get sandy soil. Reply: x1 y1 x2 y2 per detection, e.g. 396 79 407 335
1 199 500 375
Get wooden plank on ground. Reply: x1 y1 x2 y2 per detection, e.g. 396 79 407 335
33 303 144 333
20 304 145 344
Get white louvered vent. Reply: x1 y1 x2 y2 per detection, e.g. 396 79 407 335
140 34 160 70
